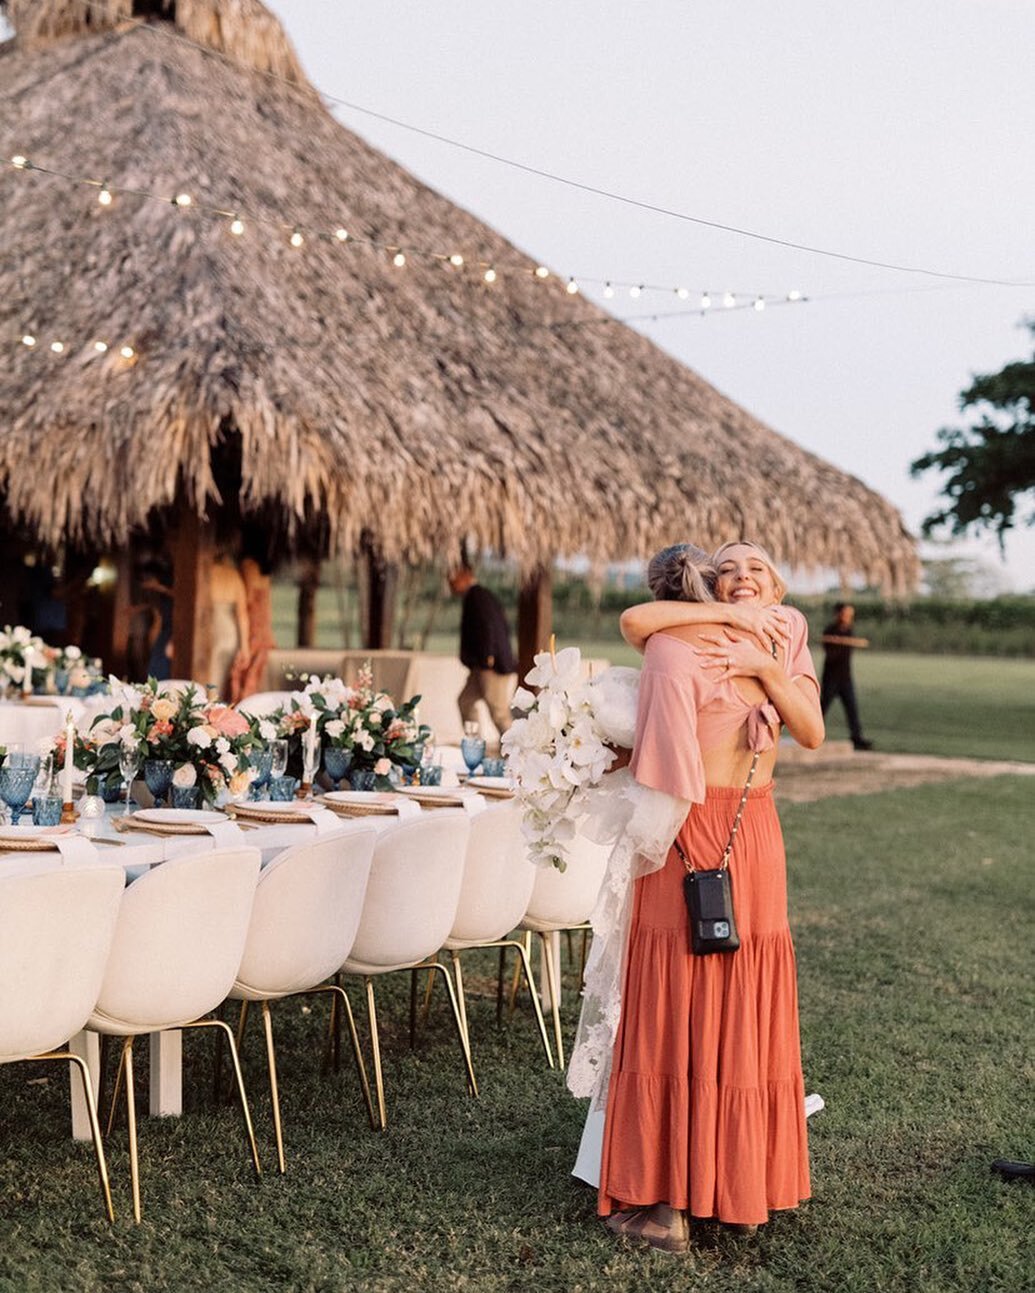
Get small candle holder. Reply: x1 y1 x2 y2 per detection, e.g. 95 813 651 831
61 800 77 825
296 780 312 800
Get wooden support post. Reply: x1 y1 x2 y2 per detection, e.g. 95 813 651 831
171 517 214 684
297 558 320 647
107 550 133 680
517 565 552 683
361 535 397 649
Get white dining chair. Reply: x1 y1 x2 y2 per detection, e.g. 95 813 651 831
228 827 378 1173
441 802 553 1068
236 690 296 718
0 855 125 1222
87 846 261 1222
515 831 609 1068
341 811 474 1130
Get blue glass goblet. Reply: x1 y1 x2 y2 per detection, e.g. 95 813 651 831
349 768 378 792
460 736 486 776
0 765 38 826
143 758 174 809
323 746 352 792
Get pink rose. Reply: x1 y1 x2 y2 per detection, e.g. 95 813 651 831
203 705 250 738
374 757 392 776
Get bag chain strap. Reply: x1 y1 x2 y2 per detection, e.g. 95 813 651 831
674 749 761 875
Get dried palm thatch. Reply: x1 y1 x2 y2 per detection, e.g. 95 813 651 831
0 1 920 592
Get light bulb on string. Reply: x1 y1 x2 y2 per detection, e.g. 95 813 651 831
229 216 245 236
535 266 550 279
629 285 642 299
94 341 108 353
334 227 349 241
393 251 406 268
289 229 305 248
753 297 766 312
449 253 464 267
566 278 579 295
21 334 36 347
50 341 64 353
700 293 712 309
483 267 497 283
603 283 615 299
174 192 193 208
11 155 28 169
787 289 802 301
120 346 135 359
676 287 689 300
723 291 736 308
97 182 113 207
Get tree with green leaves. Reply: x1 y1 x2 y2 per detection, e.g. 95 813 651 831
911 321 1035 549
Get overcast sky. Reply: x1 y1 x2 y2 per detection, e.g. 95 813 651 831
263 0 1034 592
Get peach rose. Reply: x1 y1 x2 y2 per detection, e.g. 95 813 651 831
204 705 251 738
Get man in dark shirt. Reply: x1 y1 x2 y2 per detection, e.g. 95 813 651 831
820 601 873 751
448 564 518 738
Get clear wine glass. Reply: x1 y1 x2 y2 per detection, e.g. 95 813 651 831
270 739 289 780
118 742 141 816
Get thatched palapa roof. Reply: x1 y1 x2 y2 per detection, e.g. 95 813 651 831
0 0 920 591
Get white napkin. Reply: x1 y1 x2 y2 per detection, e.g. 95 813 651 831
54 836 100 865
394 799 422 820
294 805 340 834
204 820 248 846
460 793 487 817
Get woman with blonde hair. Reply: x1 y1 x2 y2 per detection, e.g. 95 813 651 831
593 540 822 1252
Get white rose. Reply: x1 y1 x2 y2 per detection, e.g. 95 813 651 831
219 751 238 773
259 720 277 742
374 757 392 776
325 719 345 738
187 726 212 749
374 695 393 713
215 737 231 756
356 731 374 753
65 645 82 661
172 763 197 788
118 724 139 747
368 711 382 727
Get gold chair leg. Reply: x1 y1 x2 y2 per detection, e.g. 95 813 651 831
449 951 471 1053
259 1002 286 1175
409 968 419 1049
106 1038 127 1137
510 939 555 1068
365 978 387 1131
538 931 565 1069
121 1037 142 1224
38 1050 115 1224
419 963 437 1029
507 931 531 1017
424 961 478 1098
235 999 250 1050
307 984 375 1127
186 1019 262 1177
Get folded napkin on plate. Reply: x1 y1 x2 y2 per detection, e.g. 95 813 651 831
459 793 487 817
394 799 421 820
54 836 100 865
292 805 340 834
203 820 248 846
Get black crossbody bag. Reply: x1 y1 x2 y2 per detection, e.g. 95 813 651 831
672 749 759 955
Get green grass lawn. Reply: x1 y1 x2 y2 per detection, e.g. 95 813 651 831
2 776 1032 1292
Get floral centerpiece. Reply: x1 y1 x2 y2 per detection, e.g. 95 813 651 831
60 678 264 804
502 646 641 869
0 624 45 694
278 664 430 790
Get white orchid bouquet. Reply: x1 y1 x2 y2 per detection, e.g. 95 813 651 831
502 647 640 870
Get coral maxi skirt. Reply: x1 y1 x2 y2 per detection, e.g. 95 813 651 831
598 783 810 1226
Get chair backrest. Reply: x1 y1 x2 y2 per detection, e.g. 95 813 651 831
234 828 377 997
236 690 296 718
522 829 609 928
449 802 536 944
0 858 125 1062
91 847 260 1032
347 811 471 969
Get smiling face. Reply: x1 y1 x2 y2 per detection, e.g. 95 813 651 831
713 543 783 607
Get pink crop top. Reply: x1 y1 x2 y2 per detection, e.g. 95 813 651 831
628 606 818 804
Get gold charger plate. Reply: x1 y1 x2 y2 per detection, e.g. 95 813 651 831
394 786 466 809
318 793 400 818
114 815 213 837
225 802 316 825
0 835 61 851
